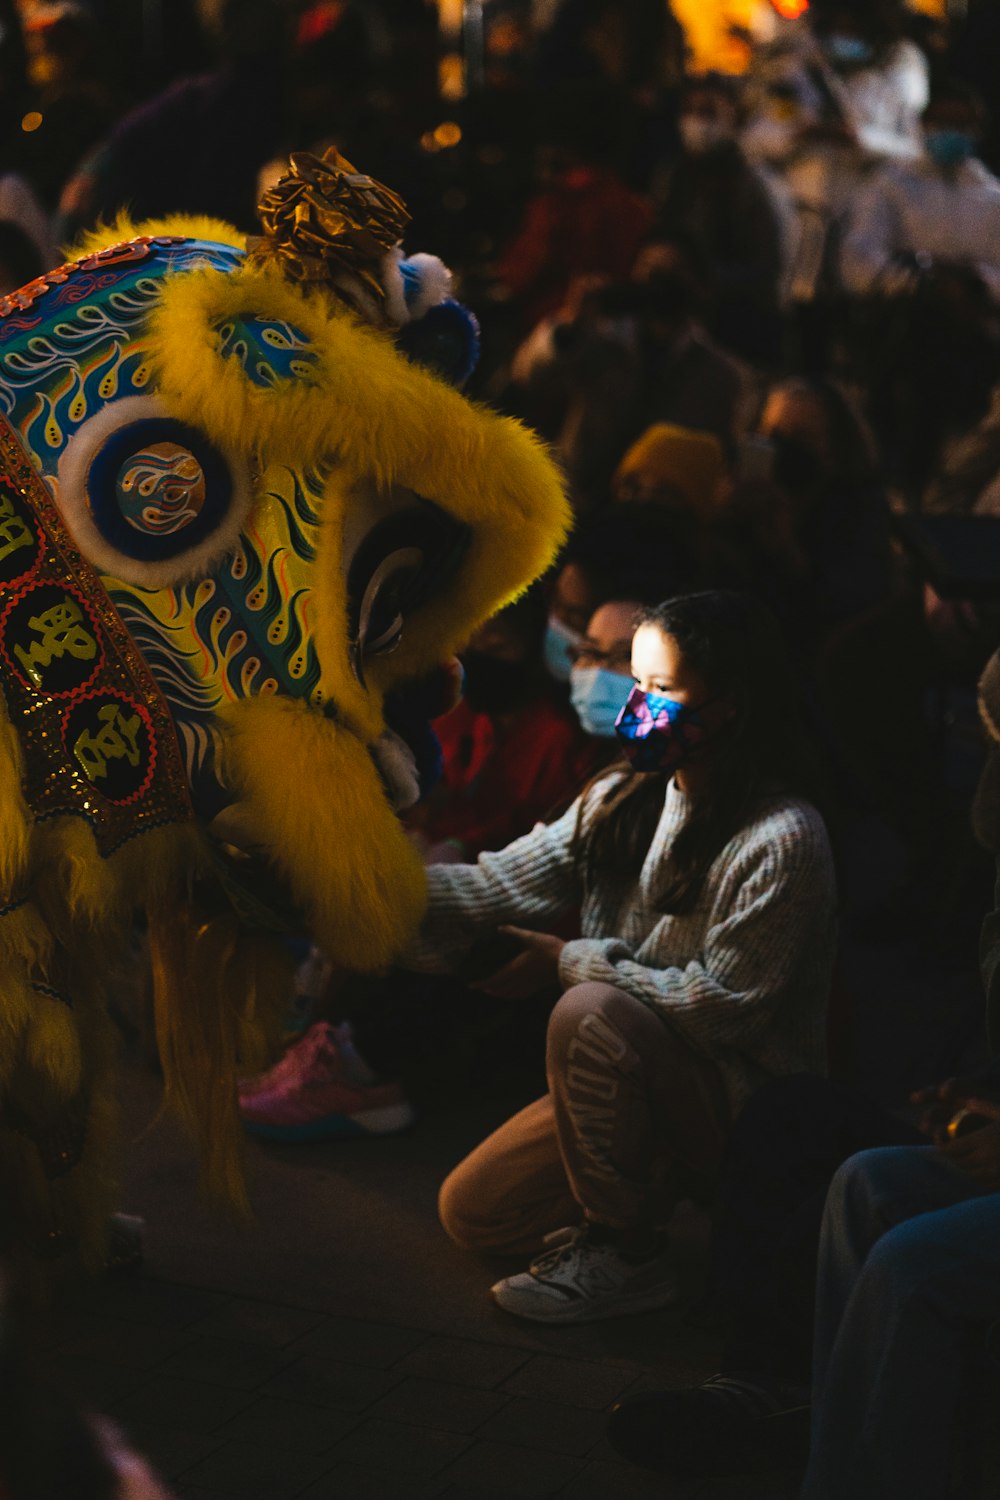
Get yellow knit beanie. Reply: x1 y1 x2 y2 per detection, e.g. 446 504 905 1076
614 423 726 516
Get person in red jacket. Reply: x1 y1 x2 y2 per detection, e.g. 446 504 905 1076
497 86 654 327
410 591 600 861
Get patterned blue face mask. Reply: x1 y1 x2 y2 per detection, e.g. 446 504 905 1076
924 129 976 170
614 685 713 773
543 614 585 683
570 665 633 738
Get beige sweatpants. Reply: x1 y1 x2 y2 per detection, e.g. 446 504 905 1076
439 981 731 1255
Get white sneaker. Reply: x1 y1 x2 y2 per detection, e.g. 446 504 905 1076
490 1225 680 1325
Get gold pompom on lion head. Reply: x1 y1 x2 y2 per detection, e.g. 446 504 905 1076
248 148 414 326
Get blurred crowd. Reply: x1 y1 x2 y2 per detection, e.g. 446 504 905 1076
0 0 997 520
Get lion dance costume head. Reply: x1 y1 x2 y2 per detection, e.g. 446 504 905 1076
0 150 569 1263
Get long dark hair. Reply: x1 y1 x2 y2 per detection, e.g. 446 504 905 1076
573 591 827 914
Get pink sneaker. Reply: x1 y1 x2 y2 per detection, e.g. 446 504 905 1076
238 1021 344 1102
238 1021 414 1141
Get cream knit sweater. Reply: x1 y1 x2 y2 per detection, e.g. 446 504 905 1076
407 777 837 1111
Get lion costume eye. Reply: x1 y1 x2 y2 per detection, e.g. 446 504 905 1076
344 491 470 688
356 548 423 660
56 395 253 588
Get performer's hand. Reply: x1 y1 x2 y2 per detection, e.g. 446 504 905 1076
936 1104 1000 1189
470 926 565 1000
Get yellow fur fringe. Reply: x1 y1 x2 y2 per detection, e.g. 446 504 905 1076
0 708 30 900
219 694 428 971
68 213 246 261
0 925 122 1274
149 900 290 1215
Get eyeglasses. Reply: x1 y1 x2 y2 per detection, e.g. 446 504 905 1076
569 642 634 671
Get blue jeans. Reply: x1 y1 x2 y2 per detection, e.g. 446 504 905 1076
801 1145 1000 1500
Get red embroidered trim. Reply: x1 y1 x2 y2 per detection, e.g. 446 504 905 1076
0 236 187 319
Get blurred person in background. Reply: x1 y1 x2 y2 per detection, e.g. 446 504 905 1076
612 422 727 516
567 593 651 744
59 0 292 237
608 423 729 592
751 375 890 632
841 77 1000 304
0 174 53 270
588 379 888 652
407 590 599 865
698 377 888 654
628 244 754 443
741 0 929 366
0 217 44 291
924 382 1000 518
0 0 36 196
842 82 1000 499
841 77 1000 496
509 251 750 509
0 0 28 121
861 255 999 500
0 2 47 269
742 0 928 188
532 0 686 190
16 0 118 213
653 71 785 365
953 0 1000 172
534 0 684 102
496 83 653 330
263 2 377 164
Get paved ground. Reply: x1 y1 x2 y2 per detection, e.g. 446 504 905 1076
38 1060 801 1500
37 813 994 1499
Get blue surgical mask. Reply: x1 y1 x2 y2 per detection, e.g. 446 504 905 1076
924 128 976 170
824 34 874 67
570 665 633 738
544 614 585 683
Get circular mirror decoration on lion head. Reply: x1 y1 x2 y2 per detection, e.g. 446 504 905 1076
56 395 253 588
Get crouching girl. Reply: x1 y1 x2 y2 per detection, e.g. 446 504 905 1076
407 590 837 1323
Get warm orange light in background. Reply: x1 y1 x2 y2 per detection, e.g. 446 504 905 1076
422 122 463 153
20 110 42 132
437 0 463 42
434 120 463 148
670 0 757 74
439 50 465 100
436 0 948 96
671 0 947 73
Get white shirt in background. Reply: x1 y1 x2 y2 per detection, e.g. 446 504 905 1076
841 154 1000 302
